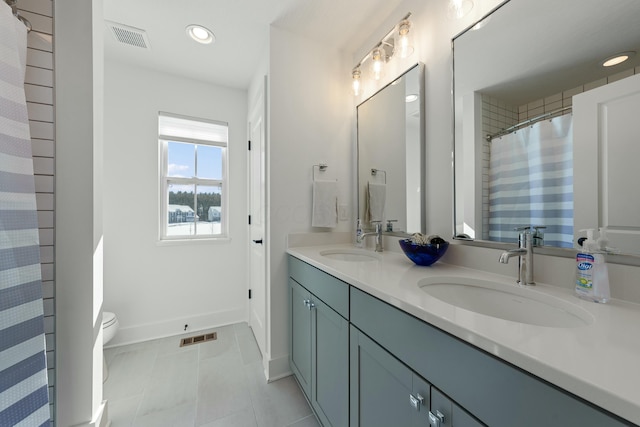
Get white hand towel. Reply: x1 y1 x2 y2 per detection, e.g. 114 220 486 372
312 180 338 228
368 182 386 222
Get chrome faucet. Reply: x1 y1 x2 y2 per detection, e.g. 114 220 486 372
357 221 383 252
499 231 534 285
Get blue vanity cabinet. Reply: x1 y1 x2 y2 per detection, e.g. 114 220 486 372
288 256 349 427
289 278 312 396
430 388 484 427
350 287 630 427
289 255 630 426
311 295 349 427
350 325 432 427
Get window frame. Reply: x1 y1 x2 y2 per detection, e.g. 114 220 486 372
158 113 229 241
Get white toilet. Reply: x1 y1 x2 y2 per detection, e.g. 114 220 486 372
102 311 119 382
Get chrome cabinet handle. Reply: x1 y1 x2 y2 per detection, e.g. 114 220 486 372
308 301 316 310
409 393 425 411
303 299 310 307
428 410 445 427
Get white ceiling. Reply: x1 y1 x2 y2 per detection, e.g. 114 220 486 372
103 0 405 89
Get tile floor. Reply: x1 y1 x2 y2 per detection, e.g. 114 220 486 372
104 322 319 427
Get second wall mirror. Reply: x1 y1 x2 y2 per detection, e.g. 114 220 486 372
357 63 425 234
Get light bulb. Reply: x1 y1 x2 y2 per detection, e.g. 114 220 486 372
397 20 414 58
352 69 361 96
371 48 384 81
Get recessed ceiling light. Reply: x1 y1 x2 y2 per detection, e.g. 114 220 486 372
186 25 215 44
602 51 635 67
406 94 418 103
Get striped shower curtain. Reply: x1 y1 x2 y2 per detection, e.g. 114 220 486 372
0 2 51 426
489 114 574 248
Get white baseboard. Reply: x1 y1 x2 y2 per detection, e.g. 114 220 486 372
266 353 292 382
106 308 247 348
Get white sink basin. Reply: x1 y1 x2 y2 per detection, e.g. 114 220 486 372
418 277 593 328
319 249 381 262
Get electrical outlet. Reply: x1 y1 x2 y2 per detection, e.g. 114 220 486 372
338 205 349 221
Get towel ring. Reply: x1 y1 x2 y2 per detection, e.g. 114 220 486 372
313 164 328 181
371 168 386 184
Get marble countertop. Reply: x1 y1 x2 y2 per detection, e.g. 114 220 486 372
287 243 640 425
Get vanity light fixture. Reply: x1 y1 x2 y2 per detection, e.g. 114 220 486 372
602 51 635 67
186 24 215 44
397 19 414 58
352 68 362 96
351 13 413 96
371 47 385 80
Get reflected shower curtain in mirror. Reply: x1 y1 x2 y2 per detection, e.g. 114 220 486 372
0 2 51 426
489 114 573 248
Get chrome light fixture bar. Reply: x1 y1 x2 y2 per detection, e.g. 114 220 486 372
351 12 413 96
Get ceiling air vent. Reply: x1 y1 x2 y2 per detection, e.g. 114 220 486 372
106 21 150 49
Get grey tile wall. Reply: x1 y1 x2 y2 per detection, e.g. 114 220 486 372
20 0 55 423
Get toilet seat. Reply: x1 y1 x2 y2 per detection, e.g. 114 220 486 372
103 311 117 328
102 311 119 382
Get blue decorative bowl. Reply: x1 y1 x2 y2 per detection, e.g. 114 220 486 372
398 239 449 266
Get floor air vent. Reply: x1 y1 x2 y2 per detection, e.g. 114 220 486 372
106 21 150 49
180 332 217 347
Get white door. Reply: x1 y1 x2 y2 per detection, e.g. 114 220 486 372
248 78 267 356
573 73 640 254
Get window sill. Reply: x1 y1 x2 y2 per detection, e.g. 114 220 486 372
157 237 231 246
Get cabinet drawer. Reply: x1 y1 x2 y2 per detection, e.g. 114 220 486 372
350 287 628 427
288 256 349 319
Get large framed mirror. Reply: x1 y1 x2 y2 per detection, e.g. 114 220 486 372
357 63 425 235
453 0 640 261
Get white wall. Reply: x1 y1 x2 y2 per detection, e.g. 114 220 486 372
55 0 107 425
267 26 353 378
103 60 249 345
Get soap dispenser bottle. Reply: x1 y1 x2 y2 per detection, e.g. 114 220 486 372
575 229 610 303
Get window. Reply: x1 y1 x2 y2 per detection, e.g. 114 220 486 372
159 113 228 240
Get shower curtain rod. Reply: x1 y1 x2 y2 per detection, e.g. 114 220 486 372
5 0 31 31
486 106 572 142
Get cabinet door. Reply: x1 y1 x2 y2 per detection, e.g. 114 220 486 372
311 298 349 427
290 278 311 397
452 403 485 427
350 326 429 427
431 388 485 427
430 387 453 427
